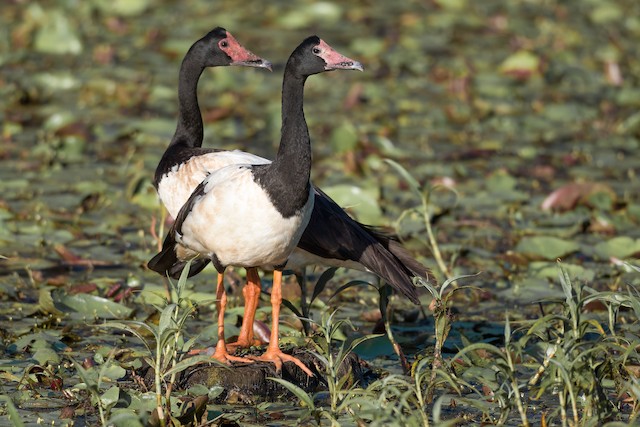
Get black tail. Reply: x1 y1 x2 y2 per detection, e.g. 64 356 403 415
147 231 210 279
362 225 435 284
297 188 433 305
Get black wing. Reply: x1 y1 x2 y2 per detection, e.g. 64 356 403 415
297 187 432 305
147 178 212 278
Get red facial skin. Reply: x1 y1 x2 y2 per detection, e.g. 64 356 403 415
314 39 364 71
219 31 272 70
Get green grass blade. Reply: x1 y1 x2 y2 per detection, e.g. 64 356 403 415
311 267 338 304
268 377 315 409
0 395 25 427
385 158 423 200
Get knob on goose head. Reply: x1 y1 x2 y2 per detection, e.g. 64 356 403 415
287 35 364 77
189 27 272 70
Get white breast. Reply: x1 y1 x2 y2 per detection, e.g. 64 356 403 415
177 165 314 268
157 150 271 218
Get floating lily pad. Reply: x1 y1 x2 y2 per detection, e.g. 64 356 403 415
52 291 133 320
330 121 359 154
93 0 151 16
322 184 383 224
277 2 343 29
32 347 61 365
499 51 540 79
593 237 640 260
541 182 616 212
528 262 595 282
515 236 580 260
497 277 566 303
34 10 82 55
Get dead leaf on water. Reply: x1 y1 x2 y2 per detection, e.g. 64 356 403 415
541 182 616 212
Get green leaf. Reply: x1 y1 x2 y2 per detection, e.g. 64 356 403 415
104 321 155 351
515 236 579 259
440 273 480 297
485 169 516 192
32 347 60 365
330 121 359 153
0 395 24 427
453 342 505 362
101 364 126 381
158 304 178 335
101 385 121 408
268 377 315 409
106 411 144 427
590 2 623 24
310 267 337 304
322 184 383 224
34 10 82 55
499 51 540 76
593 236 640 259
54 292 134 320
93 0 151 16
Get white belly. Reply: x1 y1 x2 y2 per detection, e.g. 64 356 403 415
176 166 314 268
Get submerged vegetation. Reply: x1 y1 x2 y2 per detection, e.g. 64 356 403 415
1 0 639 425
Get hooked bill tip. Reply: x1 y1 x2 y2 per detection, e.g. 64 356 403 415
233 58 273 71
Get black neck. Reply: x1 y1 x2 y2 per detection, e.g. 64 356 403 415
153 57 207 188
253 67 312 218
171 56 205 148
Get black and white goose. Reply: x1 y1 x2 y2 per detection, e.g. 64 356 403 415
148 30 431 357
154 27 272 221
154 36 363 375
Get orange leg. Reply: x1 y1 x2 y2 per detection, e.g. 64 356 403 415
210 273 253 364
227 268 263 349
249 270 313 376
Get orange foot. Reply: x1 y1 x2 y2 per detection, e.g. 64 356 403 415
250 348 314 377
190 341 254 365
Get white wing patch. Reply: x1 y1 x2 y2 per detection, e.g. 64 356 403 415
157 150 271 218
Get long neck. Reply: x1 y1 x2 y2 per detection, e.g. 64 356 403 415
252 66 312 218
271 67 311 191
171 56 205 148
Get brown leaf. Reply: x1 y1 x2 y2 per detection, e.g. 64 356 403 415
68 283 97 295
541 182 616 212
361 308 382 322
625 364 640 378
46 275 69 287
82 357 95 369
60 406 75 419
54 244 111 267
253 320 271 344
482 384 494 398
203 107 232 123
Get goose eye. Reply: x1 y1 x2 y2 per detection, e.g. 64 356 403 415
220 40 228 48
312 47 321 55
